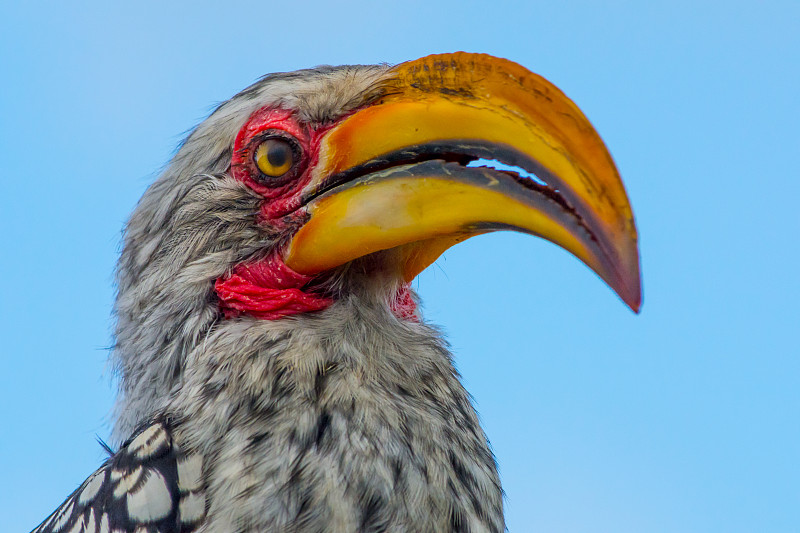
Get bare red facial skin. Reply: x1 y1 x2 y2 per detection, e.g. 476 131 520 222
217 106 418 321
229 107 333 225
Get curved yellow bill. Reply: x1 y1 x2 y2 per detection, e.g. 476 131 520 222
284 53 642 312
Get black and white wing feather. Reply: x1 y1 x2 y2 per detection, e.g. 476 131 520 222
31 420 205 533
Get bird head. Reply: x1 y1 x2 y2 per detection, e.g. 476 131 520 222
112 53 641 438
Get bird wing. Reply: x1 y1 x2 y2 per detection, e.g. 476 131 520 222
31 420 205 533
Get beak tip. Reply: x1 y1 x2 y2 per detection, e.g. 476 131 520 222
621 246 642 314
628 296 643 314
621 279 643 314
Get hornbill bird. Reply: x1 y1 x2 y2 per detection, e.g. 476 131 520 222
31 53 641 533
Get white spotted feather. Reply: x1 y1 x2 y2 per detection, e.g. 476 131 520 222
31 421 204 533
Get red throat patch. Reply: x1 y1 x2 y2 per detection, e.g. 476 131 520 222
390 285 419 321
215 254 332 320
215 254 418 321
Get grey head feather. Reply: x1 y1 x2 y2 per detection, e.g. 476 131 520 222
112 65 391 441
110 63 505 531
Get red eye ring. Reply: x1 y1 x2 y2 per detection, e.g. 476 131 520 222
231 107 319 217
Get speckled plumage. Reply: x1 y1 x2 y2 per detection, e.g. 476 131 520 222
34 65 504 532
112 65 392 440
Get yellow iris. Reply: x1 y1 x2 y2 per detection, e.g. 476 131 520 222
254 138 294 177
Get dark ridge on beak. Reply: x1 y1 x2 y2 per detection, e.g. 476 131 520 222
302 142 485 206
301 139 590 245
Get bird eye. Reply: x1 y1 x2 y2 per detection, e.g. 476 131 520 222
253 137 297 178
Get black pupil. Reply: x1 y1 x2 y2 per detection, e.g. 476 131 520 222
267 141 291 168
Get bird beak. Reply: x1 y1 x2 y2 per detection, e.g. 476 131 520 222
283 53 642 312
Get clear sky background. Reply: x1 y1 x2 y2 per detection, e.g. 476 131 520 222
1 1 798 531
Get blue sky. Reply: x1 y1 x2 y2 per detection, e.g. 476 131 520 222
1 1 798 531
